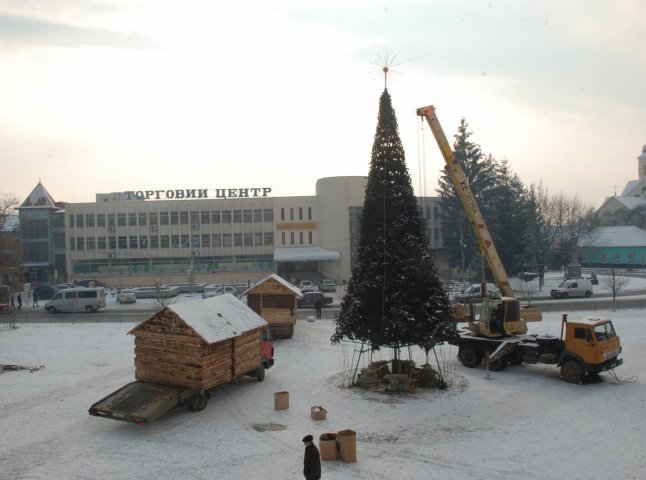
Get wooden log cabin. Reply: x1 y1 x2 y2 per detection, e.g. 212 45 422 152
129 294 270 392
242 274 302 339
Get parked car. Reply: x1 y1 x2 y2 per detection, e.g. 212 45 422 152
318 278 336 293
33 285 56 300
550 279 593 299
453 283 501 303
297 292 333 308
202 285 238 299
117 288 137 303
298 280 314 293
56 283 75 290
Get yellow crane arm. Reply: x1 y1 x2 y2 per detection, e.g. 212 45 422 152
416 105 514 298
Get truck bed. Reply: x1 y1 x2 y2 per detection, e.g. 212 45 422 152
89 381 193 425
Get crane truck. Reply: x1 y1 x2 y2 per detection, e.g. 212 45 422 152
417 105 623 382
416 105 541 338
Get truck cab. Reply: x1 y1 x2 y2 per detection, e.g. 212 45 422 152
560 317 622 383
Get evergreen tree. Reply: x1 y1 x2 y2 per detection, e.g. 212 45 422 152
437 119 497 274
331 89 456 351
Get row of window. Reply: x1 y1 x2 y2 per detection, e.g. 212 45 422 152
70 233 275 250
69 209 275 228
69 229 316 251
279 207 313 221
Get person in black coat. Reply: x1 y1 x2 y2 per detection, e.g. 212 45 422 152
302 435 321 480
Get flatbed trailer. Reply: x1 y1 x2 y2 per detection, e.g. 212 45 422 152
89 381 206 425
449 315 623 383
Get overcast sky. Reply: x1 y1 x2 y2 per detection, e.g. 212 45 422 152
1 0 644 207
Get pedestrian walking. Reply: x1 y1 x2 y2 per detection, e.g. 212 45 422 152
17 292 22 310
314 299 322 319
10 293 15 309
32 290 39 307
302 434 321 480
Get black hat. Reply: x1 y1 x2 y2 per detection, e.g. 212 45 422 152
302 435 313 443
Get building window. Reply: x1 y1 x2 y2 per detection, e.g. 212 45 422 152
308 207 312 220
233 210 243 223
614 253 621 263
234 233 243 246
170 212 179 225
109 236 116 249
290 232 295 244
77 237 84 250
160 212 169 225
191 212 199 225
97 214 106 227
118 236 127 249
212 235 221 247
171 235 180 248
139 236 148 249
264 209 273 222
264 232 273 245
254 233 263 246
87 237 96 250
191 236 200 247
299 231 304 244
86 214 95 227
290 208 294 221
138 213 147 226
280 208 285 221
244 233 253 246
108 214 115 227
161 236 170 248
253 210 263 223
181 235 190 248
150 236 159 248
76 214 84 228
69 215 75 228
212 211 221 224
281 232 286 245
308 231 313 244
222 211 232 224
149 212 158 225
70 237 75 250
201 234 211 247
299 207 303 220
180 211 189 225
201 211 210 224
129 236 138 249
97 237 106 250
117 213 126 226
223 234 232 246
128 213 137 226
243 210 252 223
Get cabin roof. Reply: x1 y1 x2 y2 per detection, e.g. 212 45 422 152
241 273 302 297
131 294 267 344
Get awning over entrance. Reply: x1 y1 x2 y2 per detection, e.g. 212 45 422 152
273 247 340 262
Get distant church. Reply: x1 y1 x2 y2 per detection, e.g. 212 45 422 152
595 144 646 223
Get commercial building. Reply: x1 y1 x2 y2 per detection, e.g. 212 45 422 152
20 177 444 288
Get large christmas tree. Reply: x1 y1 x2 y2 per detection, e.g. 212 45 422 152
331 89 456 352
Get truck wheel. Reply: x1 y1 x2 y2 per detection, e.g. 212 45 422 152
256 366 265 382
84 305 94 313
585 291 592 298
488 356 508 372
188 392 208 412
459 346 483 368
561 360 584 384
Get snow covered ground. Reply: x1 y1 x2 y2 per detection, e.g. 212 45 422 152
1 307 645 479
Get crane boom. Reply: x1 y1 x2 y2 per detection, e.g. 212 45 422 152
417 105 514 298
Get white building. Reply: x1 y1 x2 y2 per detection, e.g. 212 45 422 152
62 176 444 287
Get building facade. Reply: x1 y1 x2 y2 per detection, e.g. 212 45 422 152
57 176 444 287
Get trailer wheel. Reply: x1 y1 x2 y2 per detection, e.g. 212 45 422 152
561 360 584 384
256 365 265 382
188 392 208 412
84 305 94 313
459 346 483 368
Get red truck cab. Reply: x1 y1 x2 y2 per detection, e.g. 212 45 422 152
261 327 275 369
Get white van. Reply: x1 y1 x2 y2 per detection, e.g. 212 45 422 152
550 279 593 299
45 287 106 313
454 283 501 303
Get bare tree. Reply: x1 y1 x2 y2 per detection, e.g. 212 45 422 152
600 268 630 311
516 278 539 305
552 193 595 268
0 193 22 291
